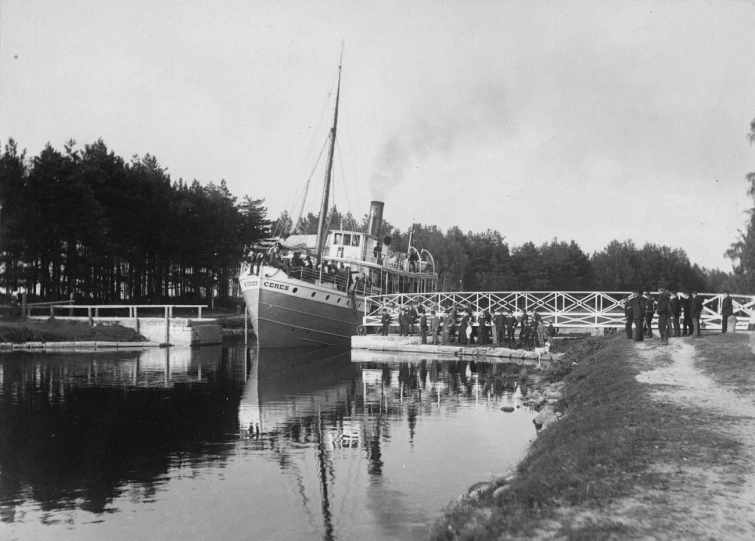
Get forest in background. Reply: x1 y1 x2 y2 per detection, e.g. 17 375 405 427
0 123 753 306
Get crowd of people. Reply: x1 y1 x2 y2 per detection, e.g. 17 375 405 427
623 288 734 344
379 303 557 349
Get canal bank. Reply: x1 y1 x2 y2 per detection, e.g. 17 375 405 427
430 333 755 540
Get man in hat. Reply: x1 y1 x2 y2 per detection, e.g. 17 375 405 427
690 291 703 337
644 291 656 338
656 287 670 345
624 294 634 339
681 292 692 336
430 310 440 345
419 308 428 344
631 289 647 341
721 290 733 333
669 289 681 337
381 308 392 336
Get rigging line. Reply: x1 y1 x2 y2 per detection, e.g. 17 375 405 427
297 76 339 189
289 136 330 234
335 140 358 231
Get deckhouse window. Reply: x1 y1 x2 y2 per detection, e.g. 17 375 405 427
351 235 360 247
333 233 342 245
343 234 351 246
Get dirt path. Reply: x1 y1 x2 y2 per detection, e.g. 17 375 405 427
626 339 755 539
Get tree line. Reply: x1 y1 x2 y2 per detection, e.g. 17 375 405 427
725 117 755 294
0 138 269 303
0 132 750 307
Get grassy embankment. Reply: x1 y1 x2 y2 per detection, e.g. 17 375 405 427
429 334 747 540
694 332 755 394
0 319 147 343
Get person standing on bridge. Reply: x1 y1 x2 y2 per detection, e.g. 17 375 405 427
721 290 733 333
657 287 670 345
631 289 647 341
419 308 428 344
624 295 634 339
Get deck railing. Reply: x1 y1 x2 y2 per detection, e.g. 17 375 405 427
362 291 755 331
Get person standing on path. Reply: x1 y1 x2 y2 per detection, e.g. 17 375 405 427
644 292 656 338
670 289 681 337
681 292 692 336
624 295 634 339
657 287 670 345
631 289 647 341
721 290 733 333
690 291 704 337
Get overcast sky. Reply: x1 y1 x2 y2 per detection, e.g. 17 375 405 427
2 0 754 272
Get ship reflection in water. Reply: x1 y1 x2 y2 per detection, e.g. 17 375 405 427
0 342 536 541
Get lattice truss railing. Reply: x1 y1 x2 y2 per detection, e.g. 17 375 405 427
362 291 755 330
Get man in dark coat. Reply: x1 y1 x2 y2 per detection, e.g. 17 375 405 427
631 289 647 341
430 310 440 345
419 309 428 344
493 310 504 345
505 311 517 348
624 295 633 339
721 290 733 333
398 308 406 336
458 314 469 345
657 287 670 345
408 304 418 336
681 293 692 336
381 309 391 336
669 290 681 337
644 292 656 338
690 291 703 337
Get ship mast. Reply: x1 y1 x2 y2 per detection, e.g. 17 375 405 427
314 50 343 265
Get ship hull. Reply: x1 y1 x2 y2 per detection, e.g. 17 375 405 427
239 268 363 348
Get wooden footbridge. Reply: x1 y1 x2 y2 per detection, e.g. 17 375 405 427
362 291 755 332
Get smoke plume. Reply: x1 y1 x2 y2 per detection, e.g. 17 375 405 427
369 83 512 201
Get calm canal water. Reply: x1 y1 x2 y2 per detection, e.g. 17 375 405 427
0 340 538 541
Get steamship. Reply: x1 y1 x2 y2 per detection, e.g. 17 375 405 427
238 54 438 347
238 200 438 347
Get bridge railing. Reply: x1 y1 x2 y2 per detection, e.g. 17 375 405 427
362 291 755 331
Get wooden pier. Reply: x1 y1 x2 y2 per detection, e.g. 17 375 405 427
25 304 221 346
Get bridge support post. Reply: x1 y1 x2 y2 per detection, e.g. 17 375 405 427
164 306 170 345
